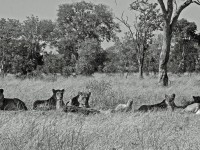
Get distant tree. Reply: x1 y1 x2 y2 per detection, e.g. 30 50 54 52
157 0 200 86
0 18 22 77
55 1 120 74
116 0 162 78
20 15 55 75
103 50 119 73
41 52 65 75
144 35 161 76
116 33 138 74
170 18 199 73
76 38 106 75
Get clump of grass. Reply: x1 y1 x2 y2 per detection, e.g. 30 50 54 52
85 79 131 109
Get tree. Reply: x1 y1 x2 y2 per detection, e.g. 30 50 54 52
157 0 200 86
55 1 120 74
0 18 22 77
42 52 66 75
20 15 55 75
115 33 138 75
144 36 161 76
103 46 120 73
170 18 198 74
76 38 106 75
117 0 162 78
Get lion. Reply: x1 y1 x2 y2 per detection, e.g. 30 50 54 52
137 94 176 112
77 91 91 108
33 89 65 110
0 89 28 111
192 96 200 103
66 91 91 108
113 99 133 112
184 103 200 113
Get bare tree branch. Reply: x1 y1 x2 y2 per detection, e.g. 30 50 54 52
167 0 174 20
115 12 134 38
174 0 178 10
157 0 167 18
114 0 117 6
171 0 193 29
193 0 200 5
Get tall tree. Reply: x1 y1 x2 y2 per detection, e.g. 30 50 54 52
117 0 162 78
170 18 198 73
0 18 22 77
76 38 105 75
157 0 200 86
55 1 120 64
21 15 55 75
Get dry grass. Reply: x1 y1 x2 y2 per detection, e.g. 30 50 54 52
0 73 200 150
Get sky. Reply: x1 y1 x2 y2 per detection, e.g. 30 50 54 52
0 0 200 49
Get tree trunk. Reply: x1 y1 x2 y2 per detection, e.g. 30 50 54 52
157 0 196 86
0 63 5 78
178 43 186 73
0 47 5 78
138 61 144 79
0 54 5 78
158 24 172 86
138 47 145 79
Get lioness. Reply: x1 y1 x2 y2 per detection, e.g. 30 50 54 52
114 100 133 112
0 89 28 111
192 96 200 103
33 89 65 110
67 91 91 108
137 94 176 112
78 91 91 108
184 103 200 113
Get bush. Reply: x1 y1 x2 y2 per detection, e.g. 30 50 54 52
85 80 130 109
76 59 95 75
76 39 106 75
62 66 74 77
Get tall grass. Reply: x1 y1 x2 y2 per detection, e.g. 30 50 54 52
0 73 200 149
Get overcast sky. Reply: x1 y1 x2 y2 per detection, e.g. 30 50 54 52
0 0 199 48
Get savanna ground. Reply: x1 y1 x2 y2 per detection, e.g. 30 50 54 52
0 73 200 150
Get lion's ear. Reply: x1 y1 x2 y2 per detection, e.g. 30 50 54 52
171 93 175 98
52 89 56 93
0 89 4 93
61 89 65 93
88 91 91 96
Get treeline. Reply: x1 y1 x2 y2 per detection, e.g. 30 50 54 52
106 18 200 75
0 1 200 78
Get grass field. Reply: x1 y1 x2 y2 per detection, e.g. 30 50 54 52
0 73 200 150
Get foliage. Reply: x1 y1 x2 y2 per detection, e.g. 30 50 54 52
76 39 106 75
42 52 64 74
116 0 162 78
144 36 161 75
1 1 200 78
0 16 55 76
57 1 119 43
103 34 138 74
103 46 120 73
169 19 199 73
157 0 200 86
54 1 120 75
0 18 22 75
20 16 55 75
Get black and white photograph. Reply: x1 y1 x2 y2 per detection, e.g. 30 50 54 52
0 0 200 149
